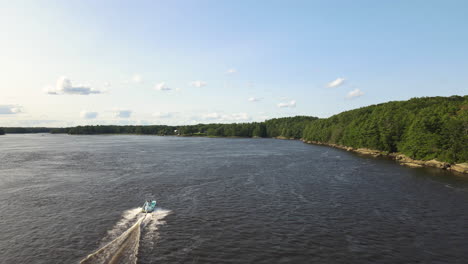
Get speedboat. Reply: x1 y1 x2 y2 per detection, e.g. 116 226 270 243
142 200 157 213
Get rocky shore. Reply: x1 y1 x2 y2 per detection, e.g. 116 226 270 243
301 140 468 174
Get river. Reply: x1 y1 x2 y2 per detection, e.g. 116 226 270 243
1 134 467 263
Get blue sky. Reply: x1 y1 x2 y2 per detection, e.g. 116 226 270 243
1 0 467 126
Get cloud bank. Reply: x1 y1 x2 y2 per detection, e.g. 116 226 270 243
0 105 22 114
46 77 102 95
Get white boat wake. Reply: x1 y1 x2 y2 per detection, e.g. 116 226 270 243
80 208 171 264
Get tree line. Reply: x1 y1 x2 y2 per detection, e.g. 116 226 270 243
0 116 317 139
1 96 466 163
0 127 51 134
176 116 318 138
302 95 467 163
60 116 317 139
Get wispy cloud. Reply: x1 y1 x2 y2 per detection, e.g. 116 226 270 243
226 68 237 74
277 100 296 108
154 82 171 91
133 74 142 83
327 77 345 88
248 97 262 102
45 77 102 95
230 113 250 121
80 110 98 119
153 112 173 118
202 112 222 120
0 105 22 114
113 109 132 118
201 112 250 122
346 89 364 99
189 81 207 88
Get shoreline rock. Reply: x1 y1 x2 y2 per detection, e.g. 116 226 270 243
449 163 468 174
301 139 467 174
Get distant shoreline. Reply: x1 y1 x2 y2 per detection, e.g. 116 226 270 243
2 96 466 174
2 132 467 174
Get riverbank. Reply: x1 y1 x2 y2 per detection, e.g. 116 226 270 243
300 139 468 174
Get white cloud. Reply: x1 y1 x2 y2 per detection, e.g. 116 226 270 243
189 81 207 88
278 100 296 108
133 74 142 83
114 109 132 118
45 77 102 95
203 112 222 120
226 68 237 74
248 97 262 102
154 82 171 91
201 112 250 122
80 110 98 119
346 89 364 99
153 112 173 118
327 77 345 88
0 105 22 114
230 113 250 121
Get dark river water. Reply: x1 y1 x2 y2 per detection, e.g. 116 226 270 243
1 134 468 264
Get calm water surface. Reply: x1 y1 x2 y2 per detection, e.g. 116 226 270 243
1 134 468 263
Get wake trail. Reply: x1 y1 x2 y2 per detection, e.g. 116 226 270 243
80 208 171 264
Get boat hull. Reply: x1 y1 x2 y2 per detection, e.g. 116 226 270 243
142 200 157 213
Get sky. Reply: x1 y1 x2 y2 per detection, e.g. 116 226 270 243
1 0 467 127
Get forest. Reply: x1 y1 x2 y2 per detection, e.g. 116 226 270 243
61 116 317 138
1 127 52 134
302 96 467 163
1 96 466 163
